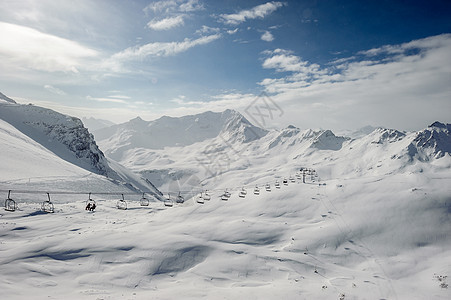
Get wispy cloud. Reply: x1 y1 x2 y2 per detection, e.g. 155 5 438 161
0 22 98 73
144 0 204 31
44 85 66 96
147 15 185 30
219 1 285 25
111 34 221 61
143 0 177 14
261 30 274 42
87 95 128 104
227 28 239 35
262 49 323 74
144 0 203 14
195 25 220 35
179 0 204 12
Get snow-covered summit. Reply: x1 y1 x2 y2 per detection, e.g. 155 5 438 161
0 93 161 194
81 116 115 132
0 99 111 176
410 121 451 159
310 129 349 151
369 127 406 144
94 109 268 161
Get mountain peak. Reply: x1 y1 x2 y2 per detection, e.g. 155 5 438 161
130 116 145 123
429 121 450 130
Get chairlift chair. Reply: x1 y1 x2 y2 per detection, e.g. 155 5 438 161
224 189 231 198
197 192 205 204
290 176 296 183
239 187 247 198
283 178 288 185
221 192 229 201
265 183 271 192
275 180 281 189
4 190 17 212
176 191 185 204
164 194 174 207
116 194 127 210
203 190 211 201
254 186 260 195
41 193 54 213
140 193 149 206
85 193 96 211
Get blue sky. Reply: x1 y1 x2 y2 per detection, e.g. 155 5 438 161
0 0 450 131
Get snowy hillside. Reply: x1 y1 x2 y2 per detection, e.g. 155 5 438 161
1 100 450 299
0 94 160 194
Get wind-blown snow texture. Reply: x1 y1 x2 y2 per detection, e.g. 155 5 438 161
1 96 450 299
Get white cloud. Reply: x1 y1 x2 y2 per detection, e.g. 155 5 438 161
144 0 203 14
219 1 285 25
258 34 451 130
262 49 322 74
196 25 220 35
261 30 274 42
111 34 221 61
86 95 128 104
179 0 204 12
0 22 98 73
147 15 185 30
143 0 177 14
44 85 66 96
227 28 239 35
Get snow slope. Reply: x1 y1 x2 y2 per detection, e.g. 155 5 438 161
0 94 160 195
1 102 450 299
0 157 449 299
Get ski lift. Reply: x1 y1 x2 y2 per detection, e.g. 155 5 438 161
275 180 281 189
164 194 174 207
203 190 211 201
239 187 247 198
197 192 205 204
4 190 17 212
140 193 149 206
290 176 296 183
85 192 96 211
116 194 127 210
221 191 230 201
41 193 54 213
296 173 302 180
254 186 260 195
283 178 288 185
176 191 184 204
265 183 271 192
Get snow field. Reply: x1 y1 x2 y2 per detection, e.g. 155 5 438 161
2 169 449 299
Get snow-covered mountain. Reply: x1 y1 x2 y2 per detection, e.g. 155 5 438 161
93 106 450 200
0 93 160 195
81 117 115 132
1 97 450 299
93 109 267 161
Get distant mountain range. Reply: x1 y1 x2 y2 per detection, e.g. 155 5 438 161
1 91 450 194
